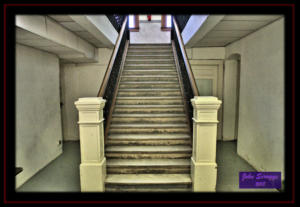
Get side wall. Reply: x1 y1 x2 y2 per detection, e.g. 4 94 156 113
60 48 113 141
225 18 284 179
16 44 63 188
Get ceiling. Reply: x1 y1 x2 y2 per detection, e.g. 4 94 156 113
191 15 283 47
49 15 107 48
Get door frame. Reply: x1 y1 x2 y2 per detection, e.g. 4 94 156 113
189 59 224 140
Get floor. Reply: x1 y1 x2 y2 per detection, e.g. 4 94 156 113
16 141 278 192
130 22 171 44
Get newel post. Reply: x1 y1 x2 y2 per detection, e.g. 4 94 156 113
191 96 222 192
75 97 106 192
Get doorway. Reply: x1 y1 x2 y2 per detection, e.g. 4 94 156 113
129 15 171 44
190 60 224 140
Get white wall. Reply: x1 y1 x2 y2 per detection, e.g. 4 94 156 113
186 47 225 60
130 23 171 44
225 18 284 179
16 44 63 188
60 48 113 141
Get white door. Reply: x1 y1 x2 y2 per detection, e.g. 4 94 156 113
190 60 224 140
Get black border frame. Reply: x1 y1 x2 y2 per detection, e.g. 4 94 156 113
2 3 295 204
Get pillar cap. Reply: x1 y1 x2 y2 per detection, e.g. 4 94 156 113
75 97 106 110
191 96 222 109
191 96 222 104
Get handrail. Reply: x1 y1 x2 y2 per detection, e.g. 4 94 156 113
98 16 128 97
104 40 129 140
172 18 199 96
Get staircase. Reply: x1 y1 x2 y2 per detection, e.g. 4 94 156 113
105 44 192 192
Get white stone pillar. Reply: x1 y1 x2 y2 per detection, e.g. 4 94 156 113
74 97 106 192
190 96 222 192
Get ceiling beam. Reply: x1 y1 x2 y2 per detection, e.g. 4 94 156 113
182 15 225 48
69 15 118 48
16 15 98 63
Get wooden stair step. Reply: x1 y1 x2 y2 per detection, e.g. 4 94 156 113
125 64 175 67
106 159 190 174
105 174 192 185
112 113 185 117
106 145 191 153
121 75 178 77
105 187 191 192
118 88 180 91
110 123 188 128
107 159 190 167
114 104 184 108
116 96 182 100
108 133 190 140
121 75 178 82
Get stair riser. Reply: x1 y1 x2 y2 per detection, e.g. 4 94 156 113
123 70 177 75
125 64 175 67
118 91 181 97
126 55 173 59
127 50 173 53
109 128 190 134
106 139 191 146
121 77 178 82
128 48 172 51
106 153 192 159
116 99 183 105
126 59 174 63
114 107 185 114
127 53 174 57
111 117 186 124
129 46 172 49
105 184 191 192
123 65 177 71
119 84 180 89
107 167 190 174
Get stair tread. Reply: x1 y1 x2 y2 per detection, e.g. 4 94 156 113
121 75 177 77
108 133 190 139
127 54 173 56
125 64 174 66
106 145 191 152
118 88 180 91
110 123 188 128
117 96 182 100
120 81 178 84
128 49 172 51
105 187 191 192
115 105 184 108
123 69 175 71
112 114 185 117
107 159 190 166
126 58 174 60
105 174 191 184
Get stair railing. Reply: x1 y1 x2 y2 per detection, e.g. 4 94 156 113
75 16 129 192
97 16 129 139
171 16 222 192
171 17 199 133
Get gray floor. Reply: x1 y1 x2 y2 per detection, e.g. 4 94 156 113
16 141 277 192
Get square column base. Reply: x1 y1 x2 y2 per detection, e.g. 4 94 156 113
191 157 217 192
80 158 106 192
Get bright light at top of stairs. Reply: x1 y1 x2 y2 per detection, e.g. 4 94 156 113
167 15 172 27
129 15 135 28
